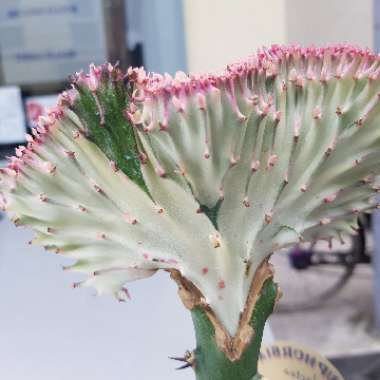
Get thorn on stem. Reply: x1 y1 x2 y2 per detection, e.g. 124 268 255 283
175 363 192 370
169 351 195 370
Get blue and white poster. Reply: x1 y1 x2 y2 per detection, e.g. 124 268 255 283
0 0 107 85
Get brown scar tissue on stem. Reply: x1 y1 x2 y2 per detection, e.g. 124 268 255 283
169 259 276 362
273 285 283 310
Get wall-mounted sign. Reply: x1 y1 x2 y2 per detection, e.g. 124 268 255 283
0 0 107 85
259 341 344 380
0 86 26 144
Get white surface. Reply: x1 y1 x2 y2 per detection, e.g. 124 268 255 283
183 0 286 72
0 216 273 380
286 0 373 48
0 86 26 144
183 0 374 73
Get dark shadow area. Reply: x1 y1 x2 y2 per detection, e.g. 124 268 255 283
331 353 380 380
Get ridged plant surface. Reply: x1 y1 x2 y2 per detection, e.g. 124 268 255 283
1 46 380 335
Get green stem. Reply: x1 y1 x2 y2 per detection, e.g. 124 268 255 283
191 278 278 380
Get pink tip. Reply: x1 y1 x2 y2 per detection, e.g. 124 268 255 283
110 161 119 172
319 217 331 225
251 160 260 172
197 93 207 111
139 151 148 164
267 154 278 169
155 166 166 177
64 150 76 159
218 280 226 289
312 106 322 120
324 193 337 203
172 96 185 113
243 197 251 208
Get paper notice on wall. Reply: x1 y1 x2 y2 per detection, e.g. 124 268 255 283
0 0 107 85
0 86 26 144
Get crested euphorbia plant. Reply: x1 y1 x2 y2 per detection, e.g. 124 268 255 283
1 45 380 379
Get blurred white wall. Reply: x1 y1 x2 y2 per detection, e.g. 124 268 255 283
183 0 286 72
183 0 374 72
286 0 374 48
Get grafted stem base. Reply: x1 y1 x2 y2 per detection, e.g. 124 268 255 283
191 278 278 380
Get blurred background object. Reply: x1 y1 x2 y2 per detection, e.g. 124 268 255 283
183 0 374 72
1 1 380 379
0 0 120 92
